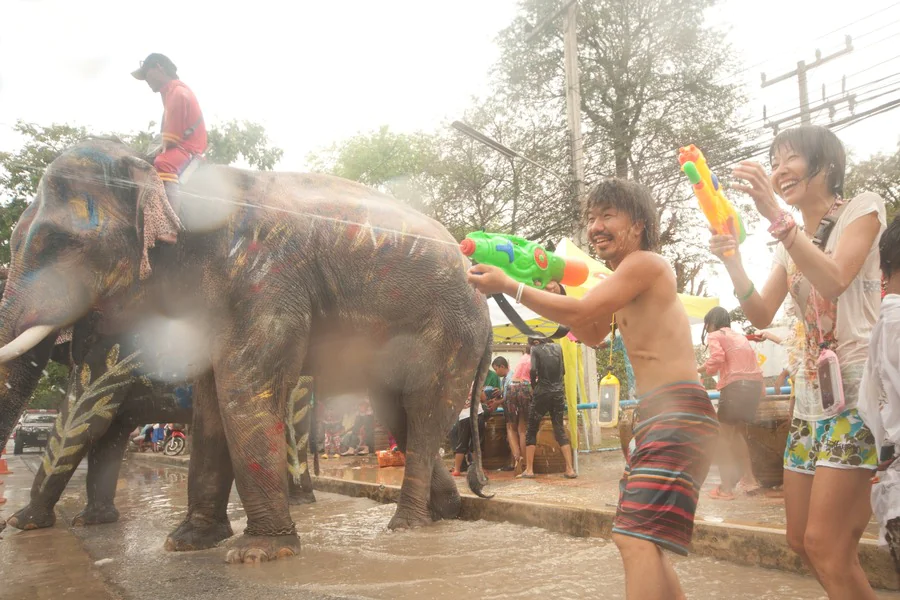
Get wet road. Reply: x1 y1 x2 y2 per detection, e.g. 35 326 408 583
2 446 899 600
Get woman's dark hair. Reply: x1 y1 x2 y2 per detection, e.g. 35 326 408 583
768 125 846 197
880 215 900 278
702 306 731 345
585 178 660 251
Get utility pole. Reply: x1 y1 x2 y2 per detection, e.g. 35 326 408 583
525 0 587 248
761 36 855 134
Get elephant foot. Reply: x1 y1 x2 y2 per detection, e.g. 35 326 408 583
288 490 316 505
224 533 301 564
388 506 433 530
164 516 234 552
6 504 56 530
72 503 120 526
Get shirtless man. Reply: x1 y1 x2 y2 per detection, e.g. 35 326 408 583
467 178 718 600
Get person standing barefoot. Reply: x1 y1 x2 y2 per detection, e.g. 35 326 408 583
699 307 764 499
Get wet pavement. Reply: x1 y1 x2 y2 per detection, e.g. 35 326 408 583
3 444 899 599
318 449 880 538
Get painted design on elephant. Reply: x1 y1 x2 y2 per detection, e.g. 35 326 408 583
39 345 142 493
102 258 134 295
285 377 312 484
70 194 104 230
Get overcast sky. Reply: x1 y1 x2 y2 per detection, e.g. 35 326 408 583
2 0 899 311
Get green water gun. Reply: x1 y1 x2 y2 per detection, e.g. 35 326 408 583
459 231 589 290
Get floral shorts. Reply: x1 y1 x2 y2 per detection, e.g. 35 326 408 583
783 408 877 474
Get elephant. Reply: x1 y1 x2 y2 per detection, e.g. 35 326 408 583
0 138 493 563
0 314 318 532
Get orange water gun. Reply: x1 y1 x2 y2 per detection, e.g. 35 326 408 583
677 145 746 255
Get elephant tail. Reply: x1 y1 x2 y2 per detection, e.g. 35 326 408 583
310 393 320 477
466 333 494 499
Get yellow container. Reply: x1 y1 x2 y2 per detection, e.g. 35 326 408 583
598 372 620 427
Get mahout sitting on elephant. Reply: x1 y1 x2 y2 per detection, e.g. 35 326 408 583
0 138 493 563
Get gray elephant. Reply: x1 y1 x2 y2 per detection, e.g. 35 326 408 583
0 138 492 563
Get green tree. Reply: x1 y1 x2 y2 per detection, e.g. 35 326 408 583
307 100 573 245
846 143 900 222
204 119 284 170
307 125 441 216
27 362 69 410
492 0 748 292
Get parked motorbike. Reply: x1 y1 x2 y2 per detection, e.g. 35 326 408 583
163 424 187 456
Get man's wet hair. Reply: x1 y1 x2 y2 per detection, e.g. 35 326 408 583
768 125 846 197
701 306 731 345
880 215 900 279
585 178 660 251
492 356 509 369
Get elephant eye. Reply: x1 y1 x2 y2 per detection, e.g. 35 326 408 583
28 224 81 264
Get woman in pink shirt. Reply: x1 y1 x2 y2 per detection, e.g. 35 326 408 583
700 307 764 499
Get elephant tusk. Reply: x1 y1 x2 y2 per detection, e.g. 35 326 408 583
0 325 55 364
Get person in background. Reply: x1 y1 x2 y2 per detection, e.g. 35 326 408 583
340 399 375 456
699 307 764 499
504 340 537 474
859 215 900 574
518 338 577 479
320 407 343 459
710 125 885 599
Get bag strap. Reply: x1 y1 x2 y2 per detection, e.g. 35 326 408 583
491 293 570 340
810 199 849 249
796 199 849 310
802 199 850 348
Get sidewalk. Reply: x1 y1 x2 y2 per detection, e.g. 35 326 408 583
127 450 900 591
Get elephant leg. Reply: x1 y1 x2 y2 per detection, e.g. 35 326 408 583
288 376 315 505
429 458 461 521
212 351 300 565
7 387 126 531
165 370 235 551
72 417 132 526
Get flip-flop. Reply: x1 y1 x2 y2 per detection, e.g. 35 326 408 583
564 473 578 479
706 487 735 501
516 473 535 479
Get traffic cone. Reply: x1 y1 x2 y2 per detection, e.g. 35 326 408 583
0 447 12 475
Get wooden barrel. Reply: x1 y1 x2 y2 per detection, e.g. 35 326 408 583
618 407 635 459
482 414 511 470
533 416 568 474
745 395 791 488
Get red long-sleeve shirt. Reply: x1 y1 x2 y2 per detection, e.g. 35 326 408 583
159 80 207 155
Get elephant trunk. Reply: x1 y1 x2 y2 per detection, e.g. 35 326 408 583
0 283 57 448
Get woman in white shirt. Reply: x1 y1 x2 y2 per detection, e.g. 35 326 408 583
709 125 885 599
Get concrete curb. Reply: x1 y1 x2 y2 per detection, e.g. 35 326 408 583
124 453 899 591
126 452 190 469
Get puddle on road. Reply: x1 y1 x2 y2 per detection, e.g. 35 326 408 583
4 454 897 600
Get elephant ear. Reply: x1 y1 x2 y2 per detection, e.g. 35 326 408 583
120 157 183 280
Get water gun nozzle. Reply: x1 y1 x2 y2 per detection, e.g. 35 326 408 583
459 238 475 256
560 258 589 286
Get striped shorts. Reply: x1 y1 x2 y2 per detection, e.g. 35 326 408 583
612 382 719 556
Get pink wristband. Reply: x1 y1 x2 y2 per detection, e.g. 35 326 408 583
767 211 796 240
